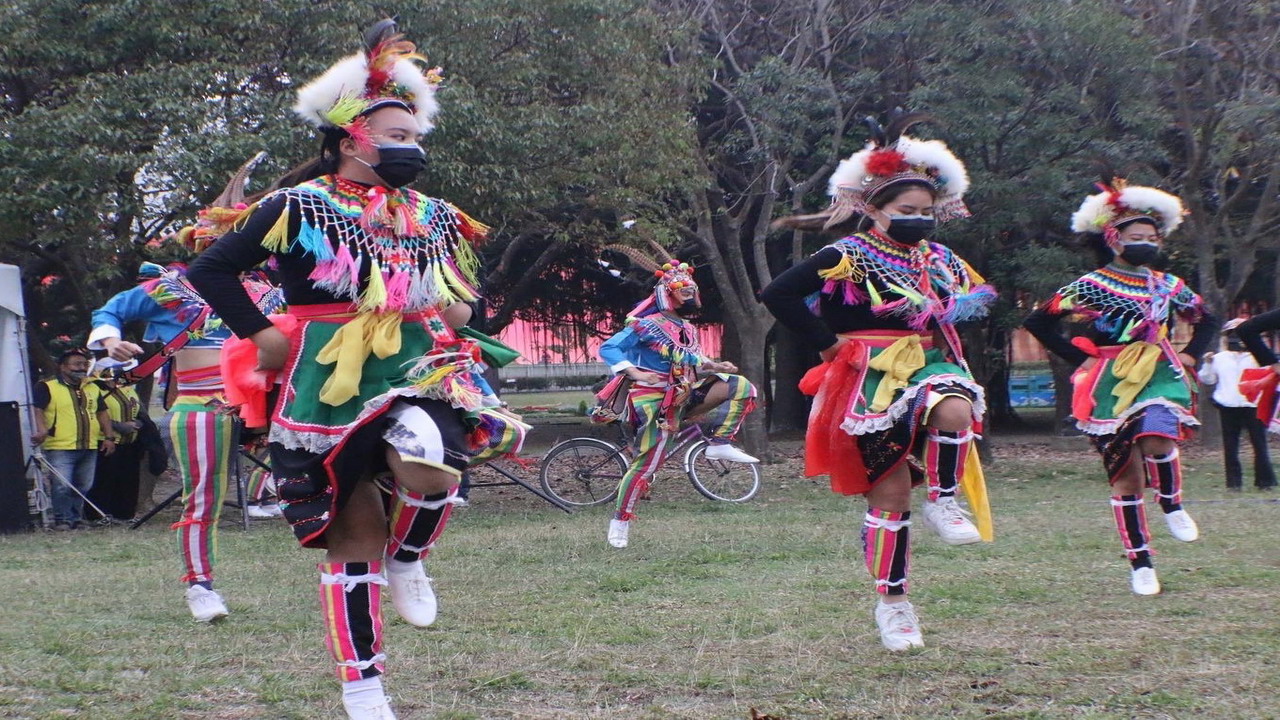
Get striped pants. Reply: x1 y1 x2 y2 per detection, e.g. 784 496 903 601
166 396 236 584
244 445 276 503
613 374 756 520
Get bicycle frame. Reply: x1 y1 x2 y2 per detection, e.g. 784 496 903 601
617 421 705 470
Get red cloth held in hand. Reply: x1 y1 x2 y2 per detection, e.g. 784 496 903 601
799 341 868 495
220 314 298 429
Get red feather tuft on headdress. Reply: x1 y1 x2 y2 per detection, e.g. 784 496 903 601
865 149 909 178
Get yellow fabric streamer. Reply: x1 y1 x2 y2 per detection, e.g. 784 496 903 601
261 203 292 253
817 250 865 284
959 452 994 541
1110 341 1162 414
866 335 927 412
315 312 404 406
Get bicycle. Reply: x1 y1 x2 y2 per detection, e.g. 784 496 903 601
538 421 761 508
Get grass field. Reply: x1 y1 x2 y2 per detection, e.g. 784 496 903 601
1 440 1278 719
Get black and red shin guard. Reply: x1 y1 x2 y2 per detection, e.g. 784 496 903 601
1143 448 1183 513
1110 495 1153 570
863 509 911 596
384 484 459 564
924 428 973 503
319 561 388 682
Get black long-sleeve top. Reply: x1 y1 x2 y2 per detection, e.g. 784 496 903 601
188 194 322 339
188 175 481 340
1235 308 1280 366
762 247 906 350
1022 265 1218 369
760 236 994 351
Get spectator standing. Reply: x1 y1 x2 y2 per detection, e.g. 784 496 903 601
1200 318 1277 492
30 349 116 529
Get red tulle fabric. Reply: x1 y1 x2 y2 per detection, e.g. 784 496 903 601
1239 368 1278 423
798 341 868 495
220 314 299 429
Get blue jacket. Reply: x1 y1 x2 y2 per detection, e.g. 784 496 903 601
88 286 230 350
598 317 705 375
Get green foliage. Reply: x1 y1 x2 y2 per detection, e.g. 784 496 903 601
895 0 1168 282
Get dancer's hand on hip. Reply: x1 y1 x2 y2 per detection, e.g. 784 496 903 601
819 337 849 363
251 326 290 371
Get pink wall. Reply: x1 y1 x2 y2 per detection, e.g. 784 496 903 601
498 318 723 365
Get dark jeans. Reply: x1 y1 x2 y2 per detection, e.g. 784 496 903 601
45 449 99 526
1217 403 1277 489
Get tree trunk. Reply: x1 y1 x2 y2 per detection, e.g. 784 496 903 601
717 310 772 457
1049 355 1078 437
770 326 813 432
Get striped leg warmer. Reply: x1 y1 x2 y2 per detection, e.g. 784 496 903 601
863 508 911 596
320 561 388 682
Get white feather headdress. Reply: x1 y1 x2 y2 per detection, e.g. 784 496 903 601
1070 180 1185 238
293 19 442 139
823 113 972 228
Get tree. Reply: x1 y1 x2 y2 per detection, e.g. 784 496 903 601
890 0 1171 425
0 0 356 368
1124 0 1280 319
652 0 888 453
402 0 700 336
0 0 699 372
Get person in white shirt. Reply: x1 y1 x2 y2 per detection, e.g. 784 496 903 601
1200 318 1277 491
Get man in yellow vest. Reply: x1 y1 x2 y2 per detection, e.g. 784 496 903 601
30 348 117 530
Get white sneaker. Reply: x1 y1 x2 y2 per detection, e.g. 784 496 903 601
343 692 397 720
246 504 274 519
704 444 759 463
874 600 924 651
185 585 229 622
922 497 982 545
1131 566 1161 596
386 561 437 627
607 518 630 548
1164 509 1199 542
262 503 283 517
342 677 396 720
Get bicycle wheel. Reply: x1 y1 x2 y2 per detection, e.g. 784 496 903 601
539 438 627 508
685 441 761 502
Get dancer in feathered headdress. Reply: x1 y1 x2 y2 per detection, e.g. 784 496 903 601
761 111 995 652
593 239 758 549
86 152 285 624
186 19 522 719
1024 171 1217 597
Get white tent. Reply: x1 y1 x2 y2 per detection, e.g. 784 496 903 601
0 264 37 531
0 264 34 446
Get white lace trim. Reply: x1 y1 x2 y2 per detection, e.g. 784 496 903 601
1075 398 1200 436
840 373 987 436
270 385 440 454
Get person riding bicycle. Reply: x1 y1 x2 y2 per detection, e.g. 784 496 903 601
596 249 758 549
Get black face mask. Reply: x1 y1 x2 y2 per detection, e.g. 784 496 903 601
366 143 427 188
885 215 937 244
1118 242 1160 267
1226 340 1246 352
674 299 700 318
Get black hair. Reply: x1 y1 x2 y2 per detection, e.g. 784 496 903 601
771 180 938 238
56 348 90 364
1082 218 1162 268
